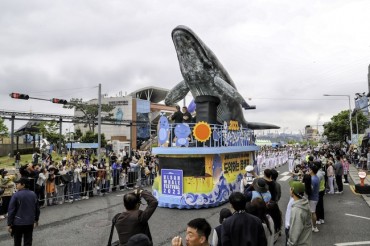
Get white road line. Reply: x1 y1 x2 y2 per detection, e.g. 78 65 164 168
280 172 290 176
335 241 370 245
279 176 291 182
345 213 370 221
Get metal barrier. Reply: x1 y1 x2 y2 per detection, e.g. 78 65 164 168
24 168 157 207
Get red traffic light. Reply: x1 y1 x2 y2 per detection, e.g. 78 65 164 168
52 98 68 104
9 93 29 100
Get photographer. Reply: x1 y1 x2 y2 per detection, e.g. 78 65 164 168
115 189 158 245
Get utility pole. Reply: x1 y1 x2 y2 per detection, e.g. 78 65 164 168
98 83 102 162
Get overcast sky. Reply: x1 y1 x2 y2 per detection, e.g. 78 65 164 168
1 0 370 134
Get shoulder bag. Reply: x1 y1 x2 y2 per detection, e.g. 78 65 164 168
107 213 121 246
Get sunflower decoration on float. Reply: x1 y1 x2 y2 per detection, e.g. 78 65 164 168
193 121 212 142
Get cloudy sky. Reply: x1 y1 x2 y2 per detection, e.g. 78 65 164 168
1 0 370 134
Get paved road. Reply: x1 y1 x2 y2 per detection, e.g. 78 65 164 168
1 163 370 245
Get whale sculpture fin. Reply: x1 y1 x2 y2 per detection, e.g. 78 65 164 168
246 122 280 130
165 80 190 106
214 76 252 109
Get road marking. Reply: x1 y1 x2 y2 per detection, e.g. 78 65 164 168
280 172 290 176
345 213 370 221
279 176 291 182
335 241 370 245
116 194 125 197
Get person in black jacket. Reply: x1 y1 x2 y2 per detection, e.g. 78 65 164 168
170 105 183 143
7 177 40 246
263 169 277 202
221 192 267 246
115 189 158 245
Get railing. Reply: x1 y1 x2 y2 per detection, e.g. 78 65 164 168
162 122 256 148
19 169 156 207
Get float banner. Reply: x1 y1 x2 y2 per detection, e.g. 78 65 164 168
161 169 183 196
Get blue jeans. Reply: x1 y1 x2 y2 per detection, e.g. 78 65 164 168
73 181 81 199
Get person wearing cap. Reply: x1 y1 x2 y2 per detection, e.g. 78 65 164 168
7 177 40 246
221 192 267 246
211 208 232 246
287 181 312 246
245 178 272 203
240 165 256 194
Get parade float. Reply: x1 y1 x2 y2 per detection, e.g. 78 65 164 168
151 25 279 209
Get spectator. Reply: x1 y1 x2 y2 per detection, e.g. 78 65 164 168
308 164 320 233
334 155 344 194
0 170 15 220
36 168 47 207
246 198 275 246
284 196 295 245
245 178 272 203
287 181 312 246
263 169 277 202
342 157 350 183
115 189 158 245
46 166 57 206
15 152 21 170
240 165 256 194
326 161 335 194
172 218 212 246
7 177 40 246
212 208 232 246
221 192 267 246
112 161 121 192
127 233 152 246
316 163 326 225
32 152 40 165
270 169 281 202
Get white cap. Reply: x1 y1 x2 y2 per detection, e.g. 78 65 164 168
245 165 254 172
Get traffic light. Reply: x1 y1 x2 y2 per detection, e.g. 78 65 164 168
9 93 29 100
52 98 68 104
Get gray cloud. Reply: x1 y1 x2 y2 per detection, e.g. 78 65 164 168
1 0 369 133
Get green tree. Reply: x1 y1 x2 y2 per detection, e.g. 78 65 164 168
74 128 83 141
80 130 107 147
36 121 62 144
64 98 114 133
323 110 368 143
0 117 8 138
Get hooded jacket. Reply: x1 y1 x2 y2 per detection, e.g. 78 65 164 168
288 198 312 246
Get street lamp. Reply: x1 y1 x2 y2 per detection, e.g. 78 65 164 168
323 94 352 142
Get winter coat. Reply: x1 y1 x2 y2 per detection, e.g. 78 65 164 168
288 198 312 246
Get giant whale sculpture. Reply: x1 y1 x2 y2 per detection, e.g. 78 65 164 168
165 25 279 130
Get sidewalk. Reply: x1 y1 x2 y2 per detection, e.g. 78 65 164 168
348 164 370 207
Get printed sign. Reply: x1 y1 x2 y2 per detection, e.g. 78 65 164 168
161 169 183 196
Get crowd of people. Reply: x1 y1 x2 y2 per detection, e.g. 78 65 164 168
0 143 365 245
0 149 158 219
